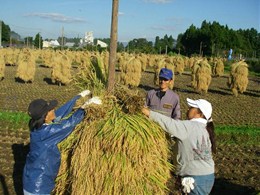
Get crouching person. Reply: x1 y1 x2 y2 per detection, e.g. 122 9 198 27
142 98 216 195
23 90 102 195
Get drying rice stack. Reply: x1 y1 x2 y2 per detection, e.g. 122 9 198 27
191 59 212 94
154 57 166 86
5 48 18 66
227 60 248 97
15 48 35 83
120 56 142 87
101 51 109 71
147 54 157 68
42 49 54 68
51 51 72 85
117 52 129 71
137 53 148 71
212 58 224 77
174 55 185 75
54 84 172 195
164 56 175 73
187 56 196 69
0 49 5 80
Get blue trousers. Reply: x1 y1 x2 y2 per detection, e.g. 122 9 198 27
189 173 215 195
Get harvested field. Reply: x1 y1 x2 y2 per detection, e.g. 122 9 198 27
0 65 259 195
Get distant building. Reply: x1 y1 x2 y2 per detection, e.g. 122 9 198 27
97 40 108 48
64 42 75 48
43 40 60 48
84 31 94 45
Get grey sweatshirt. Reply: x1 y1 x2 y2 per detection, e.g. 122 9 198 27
150 111 214 176
145 89 181 119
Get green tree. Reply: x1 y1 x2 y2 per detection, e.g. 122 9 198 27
1 21 11 44
24 36 33 47
34 33 43 49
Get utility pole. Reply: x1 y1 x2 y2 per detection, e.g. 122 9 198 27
200 41 203 56
0 20 2 48
61 26 64 49
107 0 119 92
39 33 41 49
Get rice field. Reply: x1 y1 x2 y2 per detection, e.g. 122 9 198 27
0 64 259 195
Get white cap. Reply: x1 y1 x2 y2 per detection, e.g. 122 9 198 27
187 98 212 120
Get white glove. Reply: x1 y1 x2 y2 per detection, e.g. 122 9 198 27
181 177 195 193
81 96 102 108
79 90 91 97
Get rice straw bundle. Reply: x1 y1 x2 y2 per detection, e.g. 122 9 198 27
0 49 5 80
120 56 142 87
174 56 185 75
55 94 172 195
227 60 248 96
191 60 212 94
212 58 224 77
51 51 72 85
15 48 36 82
154 57 166 86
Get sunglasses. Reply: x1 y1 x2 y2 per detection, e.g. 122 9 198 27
159 77 170 81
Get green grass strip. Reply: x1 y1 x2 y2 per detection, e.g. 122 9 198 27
0 110 30 130
216 125 260 145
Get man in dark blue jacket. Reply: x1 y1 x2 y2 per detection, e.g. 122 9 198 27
23 90 101 195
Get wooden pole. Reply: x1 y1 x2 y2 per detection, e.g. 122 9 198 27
107 0 119 92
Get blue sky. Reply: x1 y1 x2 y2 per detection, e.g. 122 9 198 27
1 0 259 42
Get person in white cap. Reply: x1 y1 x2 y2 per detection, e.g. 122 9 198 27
142 98 216 195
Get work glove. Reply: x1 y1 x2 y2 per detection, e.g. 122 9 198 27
79 90 91 97
181 177 195 194
81 96 102 109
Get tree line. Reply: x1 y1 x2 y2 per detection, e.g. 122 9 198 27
1 20 259 58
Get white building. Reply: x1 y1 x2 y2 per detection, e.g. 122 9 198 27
43 40 60 48
97 40 108 48
84 31 94 45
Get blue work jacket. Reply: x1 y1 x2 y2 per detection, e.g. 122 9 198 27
23 95 85 194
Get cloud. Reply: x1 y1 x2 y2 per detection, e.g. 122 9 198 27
25 13 86 23
143 0 173 3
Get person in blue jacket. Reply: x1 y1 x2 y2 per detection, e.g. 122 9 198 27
23 90 102 195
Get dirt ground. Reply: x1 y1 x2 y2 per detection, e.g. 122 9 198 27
0 65 259 195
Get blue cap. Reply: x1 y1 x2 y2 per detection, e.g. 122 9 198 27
159 68 173 80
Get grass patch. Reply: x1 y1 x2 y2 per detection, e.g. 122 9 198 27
216 125 260 145
0 110 30 130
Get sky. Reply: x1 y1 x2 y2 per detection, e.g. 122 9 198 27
1 0 259 42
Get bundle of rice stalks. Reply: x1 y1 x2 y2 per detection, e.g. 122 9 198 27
55 94 172 195
73 56 106 96
154 57 166 86
51 51 72 85
191 60 212 94
212 58 224 77
227 60 248 97
15 48 36 83
42 49 54 68
5 48 18 66
173 56 185 75
0 49 5 80
137 53 148 72
120 56 142 88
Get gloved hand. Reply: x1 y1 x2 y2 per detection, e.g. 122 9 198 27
79 90 91 97
181 177 195 193
81 96 102 109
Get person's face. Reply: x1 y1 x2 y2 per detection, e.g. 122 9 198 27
186 107 203 120
45 109 56 123
159 77 172 91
